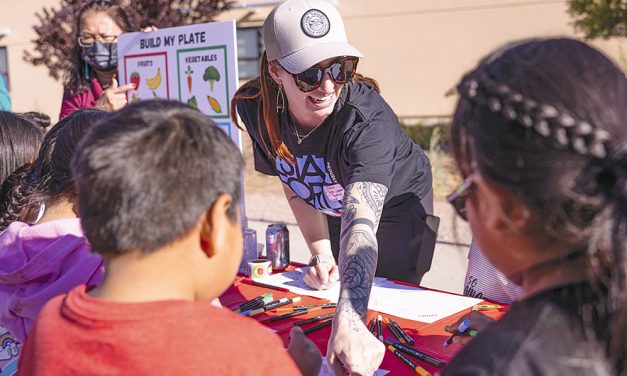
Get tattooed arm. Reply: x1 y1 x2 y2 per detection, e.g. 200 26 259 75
327 182 388 376
281 184 339 290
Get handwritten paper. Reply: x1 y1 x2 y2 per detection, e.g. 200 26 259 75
319 357 389 376
260 268 482 323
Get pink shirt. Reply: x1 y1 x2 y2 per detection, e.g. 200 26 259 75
59 77 104 119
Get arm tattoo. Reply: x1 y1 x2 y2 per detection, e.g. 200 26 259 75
341 193 359 223
338 230 378 317
357 182 388 226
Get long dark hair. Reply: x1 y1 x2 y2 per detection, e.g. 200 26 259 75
231 51 380 163
65 0 134 94
0 112 45 221
0 109 107 230
451 38 626 373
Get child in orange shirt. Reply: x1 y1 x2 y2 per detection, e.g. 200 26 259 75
19 100 320 375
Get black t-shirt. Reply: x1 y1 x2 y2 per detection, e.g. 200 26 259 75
237 80 431 217
443 282 613 375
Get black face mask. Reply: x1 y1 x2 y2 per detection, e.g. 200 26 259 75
82 42 118 71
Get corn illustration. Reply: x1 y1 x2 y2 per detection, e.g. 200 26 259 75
207 95 222 113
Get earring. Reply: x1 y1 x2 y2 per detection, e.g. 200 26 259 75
276 85 286 114
84 63 90 80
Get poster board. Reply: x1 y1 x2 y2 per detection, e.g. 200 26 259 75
116 21 241 149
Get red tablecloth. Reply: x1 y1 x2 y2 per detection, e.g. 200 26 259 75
221 274 506 375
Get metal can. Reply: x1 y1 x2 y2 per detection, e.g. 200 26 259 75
266 223 290 271
239 228 258 275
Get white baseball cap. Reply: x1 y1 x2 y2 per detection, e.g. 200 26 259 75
263 0 363 74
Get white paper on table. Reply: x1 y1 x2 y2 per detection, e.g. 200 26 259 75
318 357 389 376
261 268 482 323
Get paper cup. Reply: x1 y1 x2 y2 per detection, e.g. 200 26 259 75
248 259 272 280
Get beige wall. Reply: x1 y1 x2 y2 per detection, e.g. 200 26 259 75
0 0 65 121
1 0 625 123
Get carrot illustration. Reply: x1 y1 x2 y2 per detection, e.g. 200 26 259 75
185 65 194 92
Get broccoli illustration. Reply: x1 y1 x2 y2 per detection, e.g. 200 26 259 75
203 66 220 91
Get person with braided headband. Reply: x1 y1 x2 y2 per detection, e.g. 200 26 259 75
442 38 626 375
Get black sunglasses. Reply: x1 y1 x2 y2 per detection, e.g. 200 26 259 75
282 57 359 92
446 175 475 221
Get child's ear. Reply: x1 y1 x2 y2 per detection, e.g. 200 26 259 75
199 211 215 258
201 193 235 258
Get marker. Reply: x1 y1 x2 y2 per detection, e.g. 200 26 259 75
384 338 446 368
303 319 333 334
241 279 291 292
273 303 336 313
384 317 404 342
294 313 335 327
259 307 323 324
242 297 302 316
368 318 376 334
291 303 337 310
235 292 273 313
388 317 415 345
387 345 431 376
445 326 478 337
377 315 384 341
472 303 501 311
443 319 471 347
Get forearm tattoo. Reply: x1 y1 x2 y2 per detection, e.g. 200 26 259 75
338 230 378 317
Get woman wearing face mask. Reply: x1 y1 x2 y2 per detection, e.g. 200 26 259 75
60 0 135 119
232 0 433 373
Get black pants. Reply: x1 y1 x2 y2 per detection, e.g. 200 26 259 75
327 194 437 285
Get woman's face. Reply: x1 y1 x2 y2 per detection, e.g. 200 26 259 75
270 57 344 129
80 12 123 72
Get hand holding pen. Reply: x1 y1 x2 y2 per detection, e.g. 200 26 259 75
444 311 495 346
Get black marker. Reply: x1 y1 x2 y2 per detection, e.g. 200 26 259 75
384 338 446 368
303 319 333 334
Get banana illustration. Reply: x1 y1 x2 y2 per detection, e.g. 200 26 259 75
145 68 162 92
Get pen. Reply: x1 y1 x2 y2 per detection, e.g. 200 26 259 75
384 317 404 342
384 338 446 368
377 315 384 341
303 319 333 334
294 313 335 326
388 317 415 345
443 319 471 348
241 279 291 292
235 292 273 313
243 296 302 316
387 345 431 376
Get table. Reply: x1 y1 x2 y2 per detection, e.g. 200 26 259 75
220 274 506 375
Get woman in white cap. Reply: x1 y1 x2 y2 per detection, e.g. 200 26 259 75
232 0 433 373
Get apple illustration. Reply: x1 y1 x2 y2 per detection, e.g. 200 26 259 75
130 72 140 90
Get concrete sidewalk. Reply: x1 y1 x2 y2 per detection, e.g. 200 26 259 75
244 190 472 294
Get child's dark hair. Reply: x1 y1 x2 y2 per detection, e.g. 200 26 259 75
0 112 45 227
18 112 52 129
72 100 244 255
0 111 44 185
451 38 626 373
0 109 106 230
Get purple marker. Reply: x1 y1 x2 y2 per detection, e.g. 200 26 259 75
443 319 471 348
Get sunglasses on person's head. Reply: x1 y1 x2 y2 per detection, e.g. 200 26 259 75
282 57 359 92
446 174 475 221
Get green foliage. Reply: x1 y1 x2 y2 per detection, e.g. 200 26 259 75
24 0 233 80
568 0 626 39
401 123 451 152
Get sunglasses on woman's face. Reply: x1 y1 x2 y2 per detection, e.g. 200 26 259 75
446 175 475 221
283 57 359 92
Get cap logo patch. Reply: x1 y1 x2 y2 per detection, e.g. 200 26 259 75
301 9 330 38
